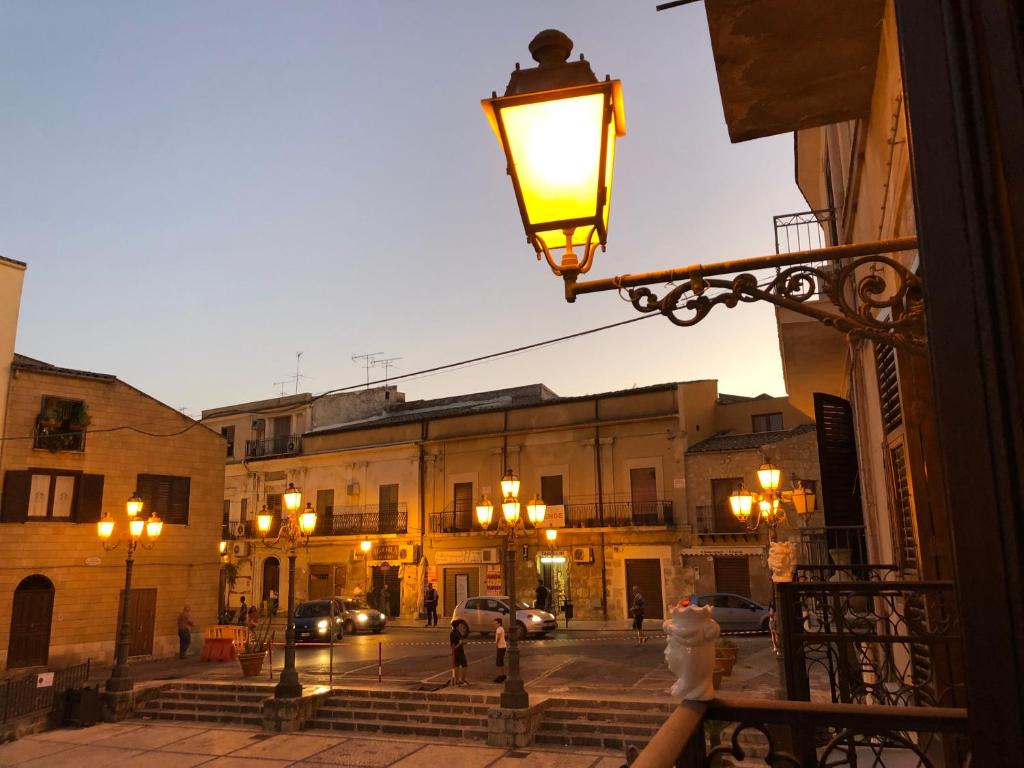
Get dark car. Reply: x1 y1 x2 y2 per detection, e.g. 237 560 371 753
294 599 345 643
336 597 387 635
688 592 770 632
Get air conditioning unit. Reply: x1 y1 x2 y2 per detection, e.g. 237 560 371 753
232 542 249 557
572 547 594 564
398 547 417 564
233 522 247 537
481 548 500 563
346 481 360 496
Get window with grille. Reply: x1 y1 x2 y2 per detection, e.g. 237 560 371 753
34 396 88 452
752 412 784 432
136 474 191 525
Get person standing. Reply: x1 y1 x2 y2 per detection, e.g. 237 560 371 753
268 589 279 616
631 585 647 645
424 582 439 627
237 595 248 626
380 584 391 617
534 580 550 611
176 606 194 659
449 620 469 687
493 618 507 683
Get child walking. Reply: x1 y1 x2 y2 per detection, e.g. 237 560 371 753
493 618 507 683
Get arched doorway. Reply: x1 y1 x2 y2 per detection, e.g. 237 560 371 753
8 575 54 669
262 557 280 612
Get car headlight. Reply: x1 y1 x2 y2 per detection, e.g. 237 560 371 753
530 615 542 623
317 619 329 632
357 613 368 623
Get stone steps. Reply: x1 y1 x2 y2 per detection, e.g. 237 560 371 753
534 698 674 752
135 683 269 727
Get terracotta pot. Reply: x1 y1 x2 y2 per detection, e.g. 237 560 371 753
718 645 739 663
713 665 724 689
715 654 736 676
237 651 265 677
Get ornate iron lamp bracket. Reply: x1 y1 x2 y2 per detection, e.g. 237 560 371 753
569 238 926 354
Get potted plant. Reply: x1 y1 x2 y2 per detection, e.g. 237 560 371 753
237 619 270 677
69 403 91 430
715 648 737 676
717 638 739 663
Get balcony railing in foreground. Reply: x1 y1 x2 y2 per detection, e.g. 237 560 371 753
794 525 869 567
631 697 969 768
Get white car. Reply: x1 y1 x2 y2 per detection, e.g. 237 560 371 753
451 596 557 638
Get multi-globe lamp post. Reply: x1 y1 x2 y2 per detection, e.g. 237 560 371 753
97 491 164 693
728 463 816 540
255 482 316 699
475 470 545 709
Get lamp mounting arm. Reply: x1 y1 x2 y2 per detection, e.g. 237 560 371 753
563 236 925 354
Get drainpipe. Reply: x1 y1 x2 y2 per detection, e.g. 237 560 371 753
594 401 608 620
419 421 427 619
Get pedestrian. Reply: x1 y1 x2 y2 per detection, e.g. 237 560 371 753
424 582 439 627
631 585 647 645
237 595 248 626
535 580 550 611
176 605 194 659
268 589 279 616
449 620 469 687
493 617 507 683
247 604 259 631
380 584 391 617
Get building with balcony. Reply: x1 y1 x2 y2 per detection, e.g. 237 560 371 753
203 379 819 625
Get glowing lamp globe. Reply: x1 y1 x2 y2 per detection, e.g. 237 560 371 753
360 539 373 553
298 503 317 536
500 470 521 500
545 528 558 542
146 513 163 539
526 494 546 525
256 506 273 535
791 482 816 516
729 487 753 521
126 492 144 518
219 540 227 554
97 513 115 541
483 30 625 277
502 499 522 525
757 463 781 492
283 483 302 513
129 517 145 539
475 495 495 528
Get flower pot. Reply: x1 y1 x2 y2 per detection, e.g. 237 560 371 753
715 654 736 676
712 665 724 689
237 651 265 677
718 645 738 664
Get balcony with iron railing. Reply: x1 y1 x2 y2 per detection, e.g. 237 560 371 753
428 495 674 534
318 504 408 536
244 433 302 459
694 504 765 544
773 207 841 301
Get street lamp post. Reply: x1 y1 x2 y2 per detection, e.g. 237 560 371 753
97 491 163 693
476 471 545 709
256 483 317 699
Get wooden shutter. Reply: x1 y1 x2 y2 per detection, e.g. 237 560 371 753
75 474 105 522
874 343 903 434
1 471 31 523
714 556 752 597
169 477 190 524
813 393 865 528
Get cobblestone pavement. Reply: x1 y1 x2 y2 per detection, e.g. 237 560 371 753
87 628 779 700
0 721 633 768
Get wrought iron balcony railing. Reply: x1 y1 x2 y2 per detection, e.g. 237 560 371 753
794 525 869 566
244 433 302 459
319 504 408 536
429 504 476 534
428 496 674 534
693 504 765 541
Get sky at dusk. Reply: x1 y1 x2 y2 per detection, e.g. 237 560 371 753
1 1 808 416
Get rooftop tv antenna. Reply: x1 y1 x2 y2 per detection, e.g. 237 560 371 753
352 352 383 388
371 356 403 387
275 352 309 396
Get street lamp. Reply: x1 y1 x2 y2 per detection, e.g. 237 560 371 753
728 464 815 540
97 491 163 693
476 470 545 709
482 29 625 281
255 483 316 699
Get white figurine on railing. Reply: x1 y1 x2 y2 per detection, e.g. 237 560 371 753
768 540 798 583
663 600 720 701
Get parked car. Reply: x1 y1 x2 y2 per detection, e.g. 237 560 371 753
688 592 770 632
294 599 345 642
451 596 557 638
336 597 387 635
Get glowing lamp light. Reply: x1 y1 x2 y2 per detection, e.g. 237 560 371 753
729 487 754 521
129 517 145 539
502 499 522 525
500 470 521 500
526 494 546 525
298 502 317 536
256 506 273 535
482 29 625 276
146 513 163 540
219 540 227 554
97 513 115 541
791 482 816 516
126 492 144 518
545 528 558 542
283 483 302 513
475 495 495 528
757 463 781 492
359 539 373 553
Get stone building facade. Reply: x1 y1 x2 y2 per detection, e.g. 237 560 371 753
0 354 225 669
204 379 820 626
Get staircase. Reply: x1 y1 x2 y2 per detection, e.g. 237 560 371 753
535 698 676 751
308 688 497 741
136 682 270 727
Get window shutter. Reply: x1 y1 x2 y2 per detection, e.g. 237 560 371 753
813 393 865 529
75 474 105 523
874 343 903 434
169 476 190 525
1 471 31 523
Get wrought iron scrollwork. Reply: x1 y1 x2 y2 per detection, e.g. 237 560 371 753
707 722 801 767
622 255 926 353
